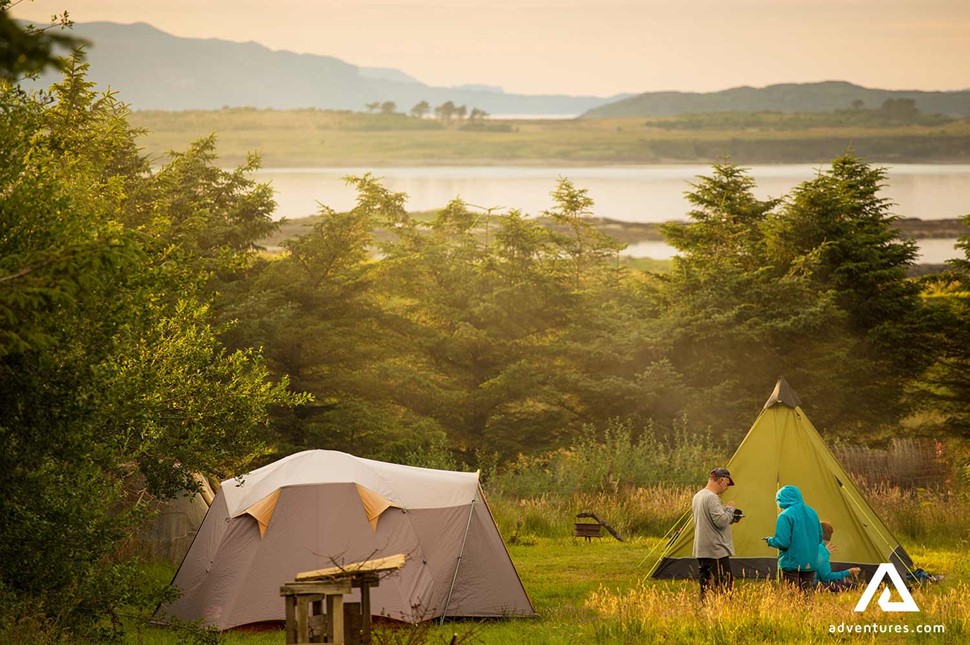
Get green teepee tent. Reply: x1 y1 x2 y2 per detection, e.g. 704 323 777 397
650 377 914 580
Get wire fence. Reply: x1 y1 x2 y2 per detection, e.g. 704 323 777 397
834 438 951 491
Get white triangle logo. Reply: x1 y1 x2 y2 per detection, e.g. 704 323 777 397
853 563 919 612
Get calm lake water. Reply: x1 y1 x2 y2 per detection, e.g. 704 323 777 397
254 164 970 263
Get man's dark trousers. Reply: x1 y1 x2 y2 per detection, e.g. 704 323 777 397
698 556 733 599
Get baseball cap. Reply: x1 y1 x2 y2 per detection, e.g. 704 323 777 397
710 467 735 486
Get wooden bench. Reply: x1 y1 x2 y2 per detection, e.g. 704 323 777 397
573 522 602 542
281 553 406 644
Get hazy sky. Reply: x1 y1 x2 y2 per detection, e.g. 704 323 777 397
12 0 970 97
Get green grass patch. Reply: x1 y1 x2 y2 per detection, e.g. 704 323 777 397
126 538 968 644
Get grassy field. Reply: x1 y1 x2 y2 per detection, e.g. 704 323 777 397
128 109 970 168
125 538 967 645
123 484 969 645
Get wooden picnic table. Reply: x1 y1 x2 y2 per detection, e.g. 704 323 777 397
281 553 406 645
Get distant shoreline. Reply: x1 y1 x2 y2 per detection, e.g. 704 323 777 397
259 213 966 254
244 158 970 169
554 217 966 244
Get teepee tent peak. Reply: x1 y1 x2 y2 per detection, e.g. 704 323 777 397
763 375 802 410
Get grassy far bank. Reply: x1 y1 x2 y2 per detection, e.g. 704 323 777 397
258 211 967 251
128 109 970 168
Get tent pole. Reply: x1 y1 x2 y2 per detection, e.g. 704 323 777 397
773 416 789 582
440 499 477 625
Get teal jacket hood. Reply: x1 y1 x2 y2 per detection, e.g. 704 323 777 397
766 485 822 571
776 485 804 509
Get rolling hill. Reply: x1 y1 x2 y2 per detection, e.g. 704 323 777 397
20 21 625 115
583 81 970 118
20 22 970 121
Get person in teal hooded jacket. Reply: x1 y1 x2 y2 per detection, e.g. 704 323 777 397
763 485 823 591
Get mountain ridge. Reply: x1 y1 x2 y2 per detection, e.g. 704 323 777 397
21 21 624 114
21 21 970 118
584 80 970 117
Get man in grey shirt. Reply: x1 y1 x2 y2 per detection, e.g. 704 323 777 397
692 467 737 599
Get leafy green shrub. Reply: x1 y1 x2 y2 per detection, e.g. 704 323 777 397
0 584 64 645
0 58 302 640
490 418 726 497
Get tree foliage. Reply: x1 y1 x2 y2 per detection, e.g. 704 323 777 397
0 2 85 80
659 157 941 437
914 214 970 439
767 155 942 426
660 163 847 434
0 56 303 638
410 100 430 118
221 158 951 457
224 177 673 460
220 175 417 457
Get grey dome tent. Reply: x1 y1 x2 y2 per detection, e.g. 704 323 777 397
157 450 534 630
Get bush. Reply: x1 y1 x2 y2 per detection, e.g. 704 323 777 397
489 418 727 498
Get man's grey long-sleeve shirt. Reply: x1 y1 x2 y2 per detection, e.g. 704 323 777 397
692 488 735 558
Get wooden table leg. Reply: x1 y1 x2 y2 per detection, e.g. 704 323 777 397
296 596 309 644
285 596 297 645
331 594 345 645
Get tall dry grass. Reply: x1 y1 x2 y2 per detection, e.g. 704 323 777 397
489 486 695 541
489 483 970 546
485 422 970 546
586 579 969 644
866 485 970 545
